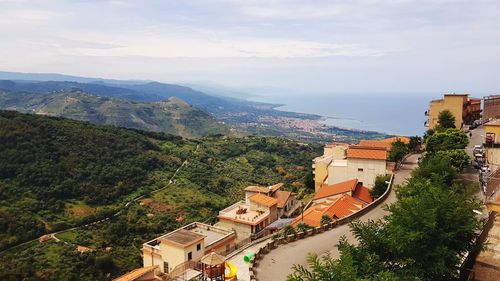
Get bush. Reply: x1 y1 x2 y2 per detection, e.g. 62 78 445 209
370 175 390 199
320 214 333 225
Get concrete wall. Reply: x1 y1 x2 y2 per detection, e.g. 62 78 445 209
157 241 205 273
217 219 253 243
313 158 330 192
328 158 386 187
143 249 165 272
327 160 349 186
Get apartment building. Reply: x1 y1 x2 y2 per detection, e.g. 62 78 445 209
142 222 235 274
484 95 500 121
425 93 481 129
312 143 349 191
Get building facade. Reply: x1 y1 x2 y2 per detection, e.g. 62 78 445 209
142 222 235 274
484 95 500 121
425 93 481 129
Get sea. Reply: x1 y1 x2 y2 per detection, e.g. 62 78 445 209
250 94 430 136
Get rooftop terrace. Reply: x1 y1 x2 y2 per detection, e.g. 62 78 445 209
144 222 235 250
218 201 270 226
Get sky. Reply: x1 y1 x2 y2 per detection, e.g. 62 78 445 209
1 0 500 96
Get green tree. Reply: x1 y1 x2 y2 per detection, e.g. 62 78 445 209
320 214 333 225
370 175 390 199
408 136 422 152
425 128 468 153
437 110 456 129
411 154 457 185
388 140 409 162
384 178 482 280
434 149 470 171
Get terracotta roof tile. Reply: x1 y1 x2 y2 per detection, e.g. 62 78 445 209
347 146 388 160
352 185 373 204
249 193 278 207
358 140 392 150
293 195 366 227
275 190 293 209
325 195 366 219
313 179 357 201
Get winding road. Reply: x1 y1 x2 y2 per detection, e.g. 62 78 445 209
254 153 421 281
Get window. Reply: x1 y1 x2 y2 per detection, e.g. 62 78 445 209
163 262 169 273
188 252 192 260
358 168 364 172
197 243 201 251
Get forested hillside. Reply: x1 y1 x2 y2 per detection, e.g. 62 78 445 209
0 111 321 280
0 90 228 138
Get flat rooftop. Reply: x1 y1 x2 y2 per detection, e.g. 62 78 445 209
160 229 205 247
145 222 234 249
218 201 270 226
184 223 234 246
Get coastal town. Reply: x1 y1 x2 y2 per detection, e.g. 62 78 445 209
110 93 500 281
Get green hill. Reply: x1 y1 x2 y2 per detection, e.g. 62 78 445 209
0 90 228 138
0 111 321 280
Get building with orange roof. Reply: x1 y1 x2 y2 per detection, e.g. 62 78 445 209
244 182 299 219
312 143 349 191
142 222 235 275
313 137 404 190
313 179 358 203
217 184 284 242
292 194 367 227
352 185 373 204
326 145 391 187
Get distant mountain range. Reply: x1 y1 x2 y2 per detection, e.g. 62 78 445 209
0 89 227 138
0 71 386 142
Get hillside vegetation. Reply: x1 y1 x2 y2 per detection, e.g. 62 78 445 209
0 111 321 280
0 90 228 138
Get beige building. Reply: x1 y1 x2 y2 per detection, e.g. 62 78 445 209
142 222 235 274
217 187 280 241
313 138 402 190
327 146 389 187
425 93 481 129
312 143 349 191
243 183 299 218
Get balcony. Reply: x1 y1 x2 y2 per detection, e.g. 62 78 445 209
424 110 429 116
424 120 429 127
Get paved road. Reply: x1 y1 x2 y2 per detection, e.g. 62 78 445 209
255 153 421 281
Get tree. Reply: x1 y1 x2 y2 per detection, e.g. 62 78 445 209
370 175 390 199
425 128 468 153
411 154 457 186
434 149 470 171
388 140 409 162
321 214 332 225
407 136 422 152
384 178 482 280
437 110 456 129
